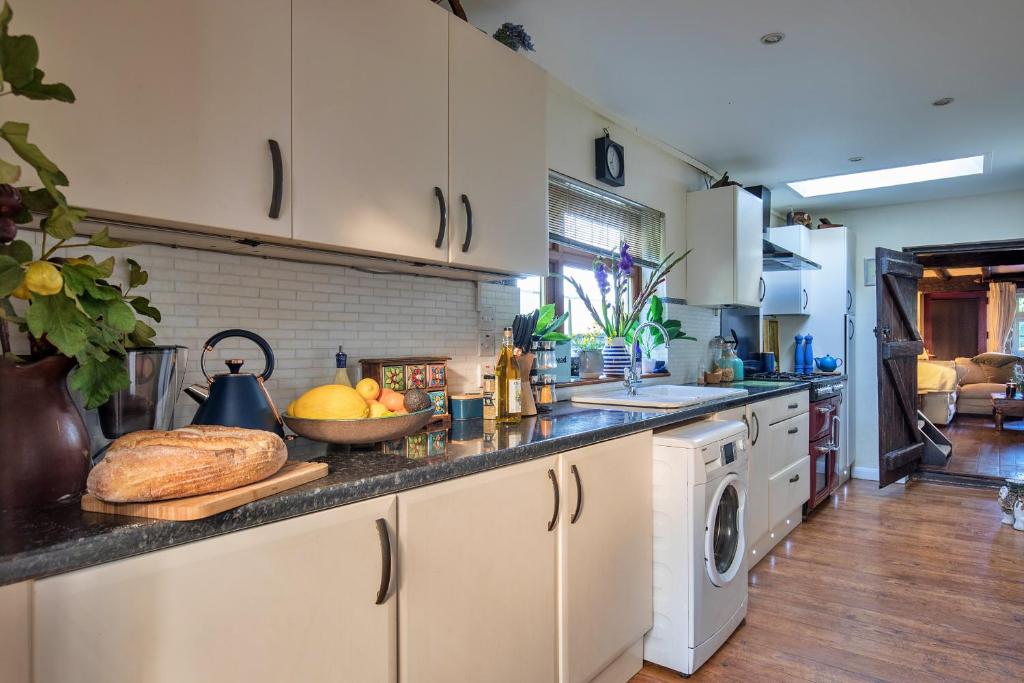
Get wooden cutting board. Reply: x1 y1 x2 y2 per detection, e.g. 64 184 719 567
81 461 329 521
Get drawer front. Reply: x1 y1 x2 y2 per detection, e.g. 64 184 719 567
767 392 809 425
769 413 809 476
808 397 838 442
769 456 811 528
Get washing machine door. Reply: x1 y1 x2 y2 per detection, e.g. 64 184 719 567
705 473 746 587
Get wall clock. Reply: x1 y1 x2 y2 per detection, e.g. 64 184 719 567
595 130 625 187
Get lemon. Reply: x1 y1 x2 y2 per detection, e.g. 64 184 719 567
368 402 393 419
24 261 63 296
11 281 31 300
291 384 368 419
355 377 381 401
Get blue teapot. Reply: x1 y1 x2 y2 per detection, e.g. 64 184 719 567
814 355 843 373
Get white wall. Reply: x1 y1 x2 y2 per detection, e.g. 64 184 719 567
827 189 1024 480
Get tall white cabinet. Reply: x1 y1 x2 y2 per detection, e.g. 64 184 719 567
5 0 293 239
684 186 764 307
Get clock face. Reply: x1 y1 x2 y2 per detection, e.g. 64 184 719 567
606 146 622 178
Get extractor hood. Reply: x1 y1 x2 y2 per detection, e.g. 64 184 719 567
763 239 821 272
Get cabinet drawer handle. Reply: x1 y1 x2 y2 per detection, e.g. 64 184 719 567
433 187 447 248
267 139 283 219
460 194 473 253
788 426 799 434
789 474 801 483
374 518 392 605
787 403 799 410
570 464 584 524
547 469 559 531
802 288 809 310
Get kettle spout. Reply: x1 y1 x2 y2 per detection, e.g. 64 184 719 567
184 383 210 404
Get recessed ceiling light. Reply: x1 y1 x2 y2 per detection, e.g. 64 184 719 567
932 97 955 107
760 32 785 45
848 156 864 163
787 155 985 198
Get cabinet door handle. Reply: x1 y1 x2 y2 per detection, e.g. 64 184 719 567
374 518 392 605
848 318 855 340
751 411 760 445
846 289 853 311
267 139 283 219
788 426 799 434
758 277 766 302
570 464 584 524
802 288 809 310
789 474 801 483
787 403 799 410
460 194 473 253
547 469 559 531
433 187 447 248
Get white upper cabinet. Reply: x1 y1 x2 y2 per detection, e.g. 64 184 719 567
684 186 763 307
292 0 451 264
763 225 813 315
5 0 293 239
447 16 549 275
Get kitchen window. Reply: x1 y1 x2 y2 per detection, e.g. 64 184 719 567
1016 292 1024 353
517 172 665 336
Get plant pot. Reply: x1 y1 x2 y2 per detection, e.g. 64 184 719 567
641 357 657 375
603 337 631 377
579 349 603 379
0 355 91 509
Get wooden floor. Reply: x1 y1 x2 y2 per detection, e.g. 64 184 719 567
928 414 1024 479
632 479 1024 683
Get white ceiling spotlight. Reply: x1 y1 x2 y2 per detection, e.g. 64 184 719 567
932 97 955 107
787 155 985 197
760 32 785 45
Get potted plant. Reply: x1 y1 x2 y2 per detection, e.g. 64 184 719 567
0 3 161 508
573 327 605 379
563 242 692 377
636 295 695 374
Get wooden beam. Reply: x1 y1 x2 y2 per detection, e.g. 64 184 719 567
935 267 951 281
981 266 993 281
917 249 1024 268
918 276 987 293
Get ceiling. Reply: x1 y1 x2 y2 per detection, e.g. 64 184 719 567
461 0 1024 213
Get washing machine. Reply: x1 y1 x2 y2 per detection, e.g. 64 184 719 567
644 419 748 676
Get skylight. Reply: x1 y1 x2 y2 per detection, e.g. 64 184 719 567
787 155 985 198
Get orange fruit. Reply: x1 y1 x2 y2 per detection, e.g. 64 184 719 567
382 391 406 412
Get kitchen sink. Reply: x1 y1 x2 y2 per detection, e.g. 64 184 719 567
571 384 749 409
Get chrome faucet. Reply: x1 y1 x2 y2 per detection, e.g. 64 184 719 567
624 321 670 395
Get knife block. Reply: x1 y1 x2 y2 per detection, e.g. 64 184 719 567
516 353 538 417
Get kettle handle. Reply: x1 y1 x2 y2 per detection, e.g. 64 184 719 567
200 329 276 383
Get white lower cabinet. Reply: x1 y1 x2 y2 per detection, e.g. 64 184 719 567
0 582 30 683
32 495 398 683
559 432 653 683
398 456 559 683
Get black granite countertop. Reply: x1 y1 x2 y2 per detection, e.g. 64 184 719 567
0 380 806 586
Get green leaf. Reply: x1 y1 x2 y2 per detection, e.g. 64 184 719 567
0 254 22 296
0 239 31 263
41 203 85 239
11 68 74 102
105 298 135 333
25 292 91 357
541 332 572 342
126 258 148 288
646 295 664 323
17 186 58 213
0 122 67 185
129 296 161 322
61 262 121 301
88 226 131 249
70 354 129 409
535 302 555 332
0 3 13 35
0 33 38 87
126 319 157 348
0 156 19 183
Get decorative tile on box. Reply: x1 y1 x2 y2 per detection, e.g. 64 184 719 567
428 390 447 416
382 439 405 456
428 364 446 388
428 430 447 456
406 364 427 389
382 366 405 392
406 433 428 459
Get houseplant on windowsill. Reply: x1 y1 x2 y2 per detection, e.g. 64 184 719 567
573 327 605 379
0 2 162 508
637 295 694 374
563 242 691 377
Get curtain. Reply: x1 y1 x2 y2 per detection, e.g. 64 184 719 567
986 282 1018 353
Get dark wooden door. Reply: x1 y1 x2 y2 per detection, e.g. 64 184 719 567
875 248 925 488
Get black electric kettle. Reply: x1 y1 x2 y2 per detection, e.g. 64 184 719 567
184 329 284 436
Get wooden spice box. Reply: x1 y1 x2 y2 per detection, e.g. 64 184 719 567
359 356 451 420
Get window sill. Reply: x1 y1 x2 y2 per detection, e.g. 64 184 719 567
555 372 671 389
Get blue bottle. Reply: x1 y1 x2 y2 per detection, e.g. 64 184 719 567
803 334 815 374
794 335 805 374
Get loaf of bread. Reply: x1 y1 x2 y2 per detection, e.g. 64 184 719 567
87 426 288 503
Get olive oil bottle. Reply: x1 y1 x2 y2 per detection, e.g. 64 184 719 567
495 327 522 424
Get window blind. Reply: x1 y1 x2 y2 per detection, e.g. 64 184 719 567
548 171 665 268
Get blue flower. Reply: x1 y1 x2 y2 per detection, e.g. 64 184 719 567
493 23 536 52
618 243 634 273
594 261 610 294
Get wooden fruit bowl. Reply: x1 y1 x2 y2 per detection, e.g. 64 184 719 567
283 407 435 445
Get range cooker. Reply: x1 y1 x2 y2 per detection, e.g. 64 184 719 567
748 373 846 510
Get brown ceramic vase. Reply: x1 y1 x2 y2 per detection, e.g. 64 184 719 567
0 355 91 509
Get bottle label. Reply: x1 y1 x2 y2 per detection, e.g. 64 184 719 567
508 379 522 413
483 390 497 420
